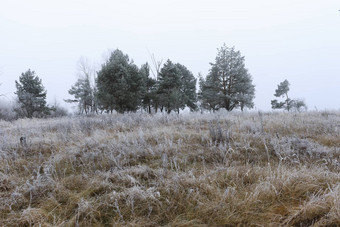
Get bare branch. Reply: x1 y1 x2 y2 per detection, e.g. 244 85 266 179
147 49 163 80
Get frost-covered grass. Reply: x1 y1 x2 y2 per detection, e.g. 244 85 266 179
0 111 339 226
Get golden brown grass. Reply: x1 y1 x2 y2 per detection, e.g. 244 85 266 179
0 111 339 226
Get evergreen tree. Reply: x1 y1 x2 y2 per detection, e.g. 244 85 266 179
237 71 256 111
148 53 163 113
96 49 143 113
157 60 197 113
271 79 292 111
200 44 255 111
139 63 156 114
66 58 97 114
15 69 49 118
198 72 220 112
67 76 93 114
271 79 307 112
176 63 197 111
157 60 183 113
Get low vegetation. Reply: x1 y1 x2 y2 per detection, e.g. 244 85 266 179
0 111 339 226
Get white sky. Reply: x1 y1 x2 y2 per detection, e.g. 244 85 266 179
0 0 339 111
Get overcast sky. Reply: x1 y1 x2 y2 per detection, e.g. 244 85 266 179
0 0 339 111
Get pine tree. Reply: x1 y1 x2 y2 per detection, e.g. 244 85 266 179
200 44 255 111
96 49 143 113
139 63 156 114
271 79 292 111
271 79 307 112
198 72 220 112
157 60 197 113
15 69 49 118
157 60 183 113
67 76 93 114
176 63 197 111
66 58 98 114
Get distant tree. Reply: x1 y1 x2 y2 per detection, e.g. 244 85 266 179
157 60 197 113
237 73 256 111
199 44 255 111
271 79 307 112
0 100 17 121
66 76 93 114
96 49 144 113
271 79 293 111
292 99 307 112
157 60 183 113
65 58 97 114
198 72 220 112
176 63 197 111
15 69 49 118
139 63 157 114
148 52 163 113
50 100 68 117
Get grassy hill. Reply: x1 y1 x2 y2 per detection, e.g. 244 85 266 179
0 111 339 226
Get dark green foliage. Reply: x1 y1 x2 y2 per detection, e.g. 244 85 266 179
176 63 197 111
198 72 220 112
15 69 49 118
199 45 255 112
96 49 144 113
274 79 290 98
157 60 197 113
157 60 182 113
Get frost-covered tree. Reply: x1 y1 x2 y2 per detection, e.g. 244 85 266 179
271 79 307 112
96 49 143 113
0 100 17 121
292 99 307 112
15 69 49 118
200 44 255 111
49 100 68 117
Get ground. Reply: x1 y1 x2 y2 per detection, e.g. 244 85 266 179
0 111 339 226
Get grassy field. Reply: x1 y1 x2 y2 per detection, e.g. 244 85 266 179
0 111 339 226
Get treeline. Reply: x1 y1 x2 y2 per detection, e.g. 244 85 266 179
0 44 307 120
68 50 198 114
66 44 256 115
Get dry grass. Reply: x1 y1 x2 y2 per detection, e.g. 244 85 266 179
0 111 339 226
